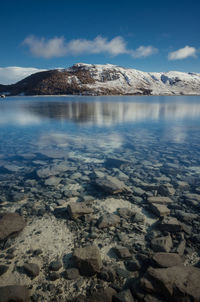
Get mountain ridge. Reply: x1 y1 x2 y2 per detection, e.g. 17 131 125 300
0 63 200 96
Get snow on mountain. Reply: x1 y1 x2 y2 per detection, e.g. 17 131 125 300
0 63 200 95
66 63 200 95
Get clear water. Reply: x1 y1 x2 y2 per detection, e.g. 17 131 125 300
0 95 200 204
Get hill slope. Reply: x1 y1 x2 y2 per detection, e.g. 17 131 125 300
0 63 200 96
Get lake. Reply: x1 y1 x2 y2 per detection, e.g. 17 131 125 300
0 95 200 300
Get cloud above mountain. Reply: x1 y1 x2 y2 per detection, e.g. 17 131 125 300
168 46 197 60
0 67 46 84
23 35 158 59
130 46 158 58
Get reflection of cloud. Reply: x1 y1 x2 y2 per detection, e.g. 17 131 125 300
170 126 187 143
0 112 40 125
36 132 123 152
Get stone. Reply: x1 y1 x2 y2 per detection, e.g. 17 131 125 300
125 260 141 271
149 203 170 217
143 294 163 302
152 253 183 268
23 263 40 278
183 193 200 203
39 149 67 159
175 181 189 190
36 167 54 178
159 216 182 232
0 285 30 302
178 211 198 224
0 265 8 276
146 265 200 301
132 213 144 223
65 268 80 280
113 289 134 302
44 176 61 186
3 164 22 172
98 267 117 282
49 272 59 281
0 213 26 241
49 260 62 271
175 239 186 256
151 235 173 253
97 213 120 228
10 192 25 202
105 157 130 168
148 196 173 204
86 287 116 302
132 186 145 197
96 176 127 194
157 184 175 196
115 266 131 279
73 245 102 276
67 203 93 219
117 208 135 219
114 246 132 260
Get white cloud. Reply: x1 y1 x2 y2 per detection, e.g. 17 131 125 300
0 67 46 84
67 36 128 56
168 46 197 60
23 35 158 59
130 46 158 58
23 36 67 59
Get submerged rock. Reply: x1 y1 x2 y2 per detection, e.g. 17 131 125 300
85 287 116 302
151 235 173 253
0 285 30 302
0 213 26 241
49 260 62 271
105 157 130 168
97 213 120 228
152 252 183 268
117 208 135 219
44 176 62 186
113 289 134 302
159 216 182 232
67 203 93 219
73 245 102 276
23 263 40 278
149 203 170 217
114 246 132 260
96 176 127 194
148 196 173 205
144 265 200 301
157 184 175 196
37 162 69 178
65 268 80 280
0 265 8 276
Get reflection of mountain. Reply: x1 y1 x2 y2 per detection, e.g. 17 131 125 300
23 101 200 125
1 100 200 126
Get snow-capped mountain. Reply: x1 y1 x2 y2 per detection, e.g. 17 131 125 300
1 63 200 96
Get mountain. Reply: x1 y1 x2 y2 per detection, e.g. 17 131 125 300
1 63 200 96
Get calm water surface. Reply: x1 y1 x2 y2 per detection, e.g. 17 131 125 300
0 95 200 204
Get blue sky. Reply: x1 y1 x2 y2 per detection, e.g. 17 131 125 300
0 0 199 83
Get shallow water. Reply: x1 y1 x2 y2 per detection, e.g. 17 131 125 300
1 95 200 299
0 96 200 199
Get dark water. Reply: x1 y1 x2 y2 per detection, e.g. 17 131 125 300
0 95 200 204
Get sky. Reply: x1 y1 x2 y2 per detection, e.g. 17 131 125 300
0 0 199 84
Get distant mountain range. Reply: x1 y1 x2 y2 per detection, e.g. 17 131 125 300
0 63 200 96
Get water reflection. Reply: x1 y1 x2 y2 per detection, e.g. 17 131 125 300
1 99 200 126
